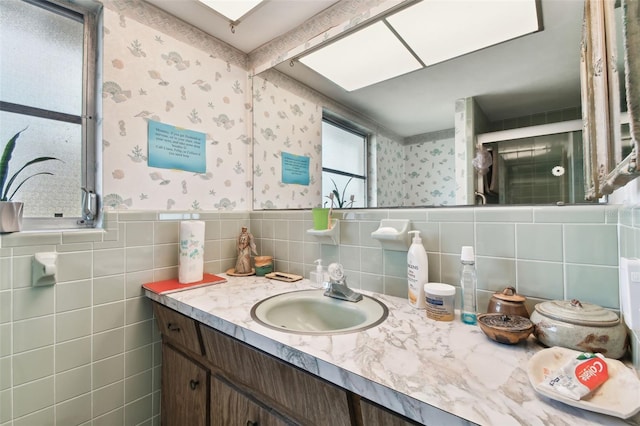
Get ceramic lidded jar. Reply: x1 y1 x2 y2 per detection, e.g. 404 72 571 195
487 286 529 318
530 299 629 359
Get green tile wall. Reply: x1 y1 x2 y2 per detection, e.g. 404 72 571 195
0 210 248 425
250 205 621 311
1 204 637 425
617 205 640 372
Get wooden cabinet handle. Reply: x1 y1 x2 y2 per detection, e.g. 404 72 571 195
246 421 258 426
167 322 181 332
189 379 199 390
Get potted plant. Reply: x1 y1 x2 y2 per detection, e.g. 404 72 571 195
325 177 355 208
0 128 60 232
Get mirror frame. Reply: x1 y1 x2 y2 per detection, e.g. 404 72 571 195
582 0 640 198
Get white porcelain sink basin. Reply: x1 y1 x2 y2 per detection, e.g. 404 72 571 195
250 289 388 335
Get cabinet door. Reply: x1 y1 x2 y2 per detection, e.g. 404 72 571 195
153 302 203 355
201 324 352 425
210 375 290 426
360 399 420 426
162 344 209 426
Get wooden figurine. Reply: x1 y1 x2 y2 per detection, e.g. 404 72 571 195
234 226 257 274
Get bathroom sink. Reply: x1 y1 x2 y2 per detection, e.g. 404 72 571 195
250 289 389 335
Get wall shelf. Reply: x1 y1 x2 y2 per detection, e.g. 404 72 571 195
371 219 410 251
306 219 340 245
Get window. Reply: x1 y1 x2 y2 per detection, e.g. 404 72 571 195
322 118 367 208
0 0 99 229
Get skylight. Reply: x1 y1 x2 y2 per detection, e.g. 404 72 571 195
387 0 540 66
198 0 264 21
299 21 423 92
299 0 540 91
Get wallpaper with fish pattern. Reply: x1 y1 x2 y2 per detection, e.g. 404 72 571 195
404 138 456 206
102 3 251 211
251 74 457 209
252 75 322 209
373 134 405 207
373 134 455 207
101 0 455 211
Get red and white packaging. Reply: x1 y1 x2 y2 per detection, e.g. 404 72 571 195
541 352 609 401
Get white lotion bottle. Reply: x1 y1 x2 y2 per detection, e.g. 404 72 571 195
407 230 428 308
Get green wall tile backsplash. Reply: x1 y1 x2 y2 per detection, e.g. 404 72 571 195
476 223 515 258
516 224 563 261
564 224 619 265
248 206 622 311
2 204 639 424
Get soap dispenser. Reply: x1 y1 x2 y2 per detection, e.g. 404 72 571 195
407 230 428 309
312 259 324 288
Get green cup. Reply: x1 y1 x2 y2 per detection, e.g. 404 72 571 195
254 256 273 277
312 208 330 230
255 264 273 276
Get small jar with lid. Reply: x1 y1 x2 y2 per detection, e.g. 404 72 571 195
424 283 455 321
530 299 629 359
487 286 529 318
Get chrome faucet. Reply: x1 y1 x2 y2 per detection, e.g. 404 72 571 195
323 263 363 302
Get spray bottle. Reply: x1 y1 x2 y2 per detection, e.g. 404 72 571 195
407 230 428 308
460 246 478 325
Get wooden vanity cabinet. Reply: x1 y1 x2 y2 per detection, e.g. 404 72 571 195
152 301 203 355
161 344 209 426
152 301 421 426
210 374 290 426
200 323 353 426
359 398 421 426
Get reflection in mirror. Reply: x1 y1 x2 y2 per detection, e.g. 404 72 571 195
582 0 640 197
623 0 640 162
321 119 367 209
480 129 585 204
252 0 590 209
614 3 631 162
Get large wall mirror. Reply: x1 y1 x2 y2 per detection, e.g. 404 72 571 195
251 0 639 210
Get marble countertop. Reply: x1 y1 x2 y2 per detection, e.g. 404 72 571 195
145 275 640 426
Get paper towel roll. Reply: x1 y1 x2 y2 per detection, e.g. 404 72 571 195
179 220 205 284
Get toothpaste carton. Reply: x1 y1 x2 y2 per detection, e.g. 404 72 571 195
541 352 609 401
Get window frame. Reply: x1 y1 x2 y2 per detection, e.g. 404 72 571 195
0 0 100 230
321 115 368 208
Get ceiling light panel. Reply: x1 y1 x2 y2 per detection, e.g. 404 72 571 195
299 21 423 91
387 0 540 66
198 0 264 21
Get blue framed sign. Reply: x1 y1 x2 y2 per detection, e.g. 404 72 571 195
281 152 310 185
148 120 206 173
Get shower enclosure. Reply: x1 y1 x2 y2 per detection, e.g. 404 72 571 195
477 121 593 205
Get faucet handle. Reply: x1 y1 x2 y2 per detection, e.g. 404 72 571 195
327 262 345 283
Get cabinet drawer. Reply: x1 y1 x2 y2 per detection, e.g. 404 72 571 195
200 324 352 426
211 375 290 426
360 398 420 426
152 302 203 355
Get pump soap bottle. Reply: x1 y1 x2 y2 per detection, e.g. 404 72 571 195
407 230 428 309
460 246 477 325
312 259 324 288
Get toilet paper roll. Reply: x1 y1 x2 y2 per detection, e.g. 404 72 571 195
178 220 205 284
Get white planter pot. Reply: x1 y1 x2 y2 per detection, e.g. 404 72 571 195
0 201 24 233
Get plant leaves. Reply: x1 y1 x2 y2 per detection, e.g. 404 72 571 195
7 172 54 201
0 128 27 201
3 156 61 201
